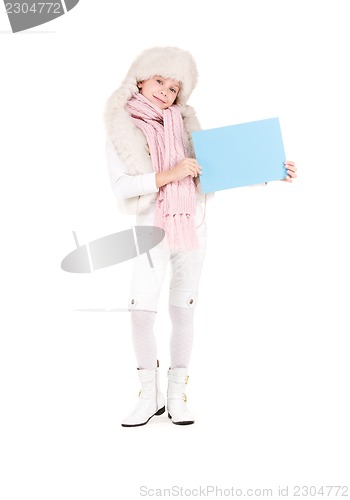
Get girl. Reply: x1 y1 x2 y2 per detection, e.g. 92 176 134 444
105 46 208 427
105 46 297 427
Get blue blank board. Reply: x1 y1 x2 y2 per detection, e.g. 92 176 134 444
192 117 286 193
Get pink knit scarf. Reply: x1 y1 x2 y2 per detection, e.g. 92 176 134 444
126 93 197 251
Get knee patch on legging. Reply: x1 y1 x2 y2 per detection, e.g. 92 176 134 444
169 289 198 309
128 293 159 313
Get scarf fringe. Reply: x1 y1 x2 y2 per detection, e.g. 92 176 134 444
155 211 198 251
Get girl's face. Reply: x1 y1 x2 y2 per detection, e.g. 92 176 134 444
137 76 180 110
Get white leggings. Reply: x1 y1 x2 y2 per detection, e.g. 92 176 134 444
131 306 195 369
128 206 207 368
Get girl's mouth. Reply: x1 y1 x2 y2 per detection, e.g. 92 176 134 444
153 95 165 104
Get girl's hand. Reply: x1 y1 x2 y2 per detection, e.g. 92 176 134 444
155 158 202 188
171 158 202 182
282 161 297 182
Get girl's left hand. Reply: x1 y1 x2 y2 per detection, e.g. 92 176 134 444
282 161 297 182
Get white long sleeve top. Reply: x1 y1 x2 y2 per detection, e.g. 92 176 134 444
106 138 159 200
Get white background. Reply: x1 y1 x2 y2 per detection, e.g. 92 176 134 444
1 0 349 498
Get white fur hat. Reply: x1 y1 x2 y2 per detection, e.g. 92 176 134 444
123 46 198 106
107 46 198 110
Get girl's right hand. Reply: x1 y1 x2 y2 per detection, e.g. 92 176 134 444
170 158 202 182
156 158 202 188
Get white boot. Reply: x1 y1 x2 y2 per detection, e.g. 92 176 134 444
167 367 195 425
121 363 165 427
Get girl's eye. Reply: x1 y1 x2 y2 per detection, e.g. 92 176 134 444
170 88 177 93
156 79 162 84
